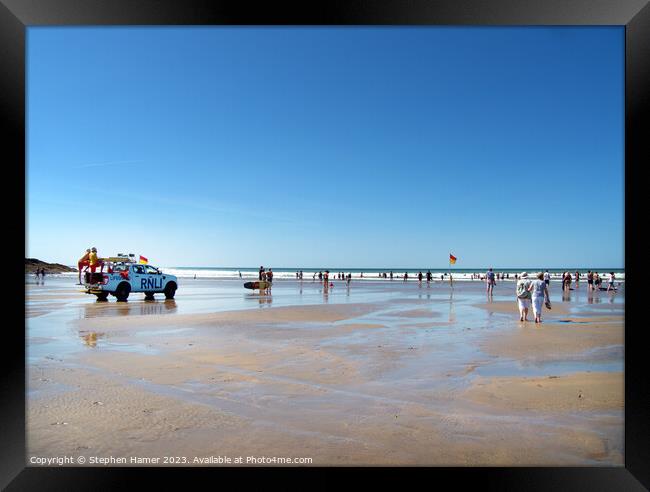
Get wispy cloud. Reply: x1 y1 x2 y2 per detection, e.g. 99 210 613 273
74 159 143 169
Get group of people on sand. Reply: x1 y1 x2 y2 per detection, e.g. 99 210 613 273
473 271 509 281
314 271 352 286
558 270 617 293
515 272 552 324
34 268 47 283
258 266 274 284
514 269 620 323
586 270 617 292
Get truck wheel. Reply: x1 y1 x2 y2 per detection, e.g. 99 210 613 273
144 292 155 300
164 282 177 299
115 282 131 302
95 292 109 302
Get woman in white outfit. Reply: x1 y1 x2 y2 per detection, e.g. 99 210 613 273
528 272 550 323
515 272 532 322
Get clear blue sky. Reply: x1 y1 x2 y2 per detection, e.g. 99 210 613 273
27 27 624 268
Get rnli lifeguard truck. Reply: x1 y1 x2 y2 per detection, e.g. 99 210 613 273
82 254 178 302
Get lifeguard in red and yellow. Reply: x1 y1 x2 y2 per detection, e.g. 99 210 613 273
88 247 104 273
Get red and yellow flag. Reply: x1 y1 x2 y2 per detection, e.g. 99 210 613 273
449 254 457 264
139 255 148 264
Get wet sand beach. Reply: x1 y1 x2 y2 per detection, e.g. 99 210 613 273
26 277 624 465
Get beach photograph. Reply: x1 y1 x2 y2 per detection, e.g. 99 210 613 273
25 26 624 467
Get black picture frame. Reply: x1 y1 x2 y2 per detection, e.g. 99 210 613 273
4 0 647 489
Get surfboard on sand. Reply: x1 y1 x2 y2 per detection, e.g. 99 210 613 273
244 281 271 290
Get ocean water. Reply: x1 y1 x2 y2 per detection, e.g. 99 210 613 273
105 266 625 282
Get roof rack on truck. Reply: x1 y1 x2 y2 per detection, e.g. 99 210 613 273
101 254 137 263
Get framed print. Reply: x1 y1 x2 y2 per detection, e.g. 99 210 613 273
3 0 648 489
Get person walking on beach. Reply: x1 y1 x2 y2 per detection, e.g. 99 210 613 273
403 272 408 282
607 272 617 292
516 272 532 322
587 270 594 291
527 272 550 324
238 271 242 279
390 271 393 280
77 248 91 284
418 271 423 284
544 270 550 287
594 272 601 290
318 271 323 281
323 270 329 287
267 268 274 287
575 271 580 288
426 270 432 285
486 268 496 296
259 266 265 281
